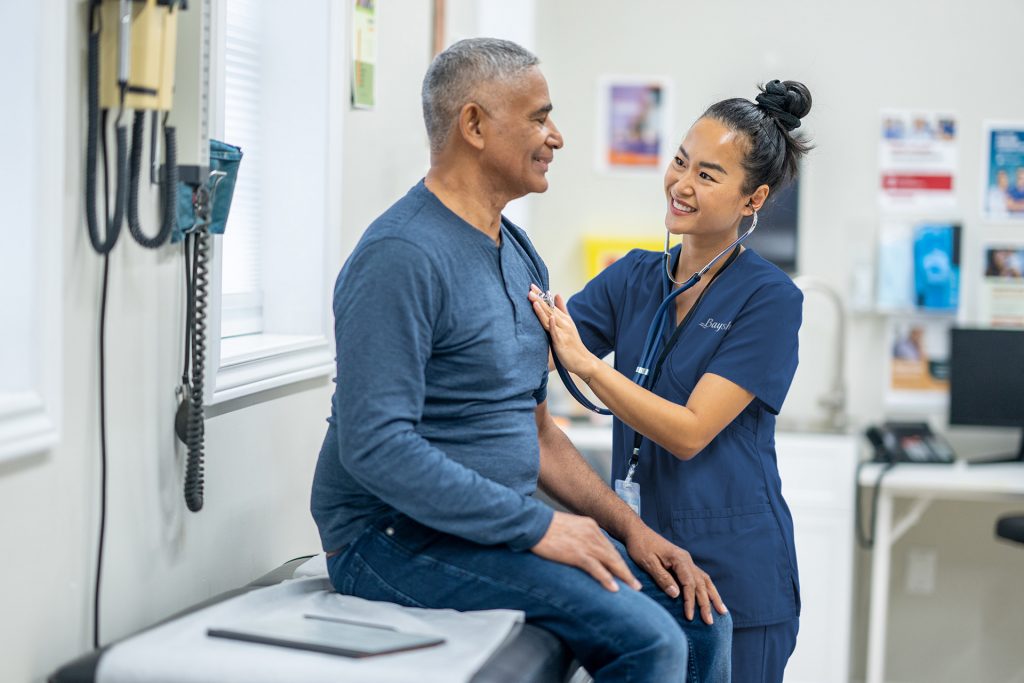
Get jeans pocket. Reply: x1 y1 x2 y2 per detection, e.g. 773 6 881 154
348 550 429 608
378 514 445 555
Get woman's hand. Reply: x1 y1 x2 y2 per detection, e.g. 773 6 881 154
624 525 728 624
529 284 599 380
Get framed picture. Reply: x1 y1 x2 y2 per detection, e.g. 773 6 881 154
596 76 673 174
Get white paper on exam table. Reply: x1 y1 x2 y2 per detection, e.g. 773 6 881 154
96 554 524 683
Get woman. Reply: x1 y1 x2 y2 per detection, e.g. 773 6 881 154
529 79 812 683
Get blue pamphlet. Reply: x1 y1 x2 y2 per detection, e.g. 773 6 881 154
913 224 960 312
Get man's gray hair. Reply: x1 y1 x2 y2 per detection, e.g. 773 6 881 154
422 38 539 154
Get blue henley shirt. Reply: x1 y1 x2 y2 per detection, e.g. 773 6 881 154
311 180 555 553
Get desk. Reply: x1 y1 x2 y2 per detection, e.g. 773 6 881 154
858 461 1024 683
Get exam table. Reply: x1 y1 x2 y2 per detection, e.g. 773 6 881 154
49 556 575 683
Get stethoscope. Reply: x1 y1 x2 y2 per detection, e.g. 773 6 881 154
543 211 759 485
545 209 759 418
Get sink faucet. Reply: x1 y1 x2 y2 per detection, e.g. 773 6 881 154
792 275 847 432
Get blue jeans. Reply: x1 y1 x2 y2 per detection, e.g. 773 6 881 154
327 513 731 683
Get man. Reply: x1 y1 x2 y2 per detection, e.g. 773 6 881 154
311 38 730 682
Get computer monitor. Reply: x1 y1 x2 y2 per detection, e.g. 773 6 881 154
948 327 1024 462
746 179 799 273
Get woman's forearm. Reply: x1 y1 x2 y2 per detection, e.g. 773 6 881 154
581 358 708 460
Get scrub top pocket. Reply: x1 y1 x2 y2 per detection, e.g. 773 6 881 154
670 504 796 627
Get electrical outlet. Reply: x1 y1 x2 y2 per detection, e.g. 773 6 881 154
905 546 938 595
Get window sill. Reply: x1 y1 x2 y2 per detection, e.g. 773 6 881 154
0 392 59 463
211 334 334 405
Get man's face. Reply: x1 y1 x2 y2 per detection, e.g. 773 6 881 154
478 67 564 199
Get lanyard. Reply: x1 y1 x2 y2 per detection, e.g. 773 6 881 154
624 245 741 473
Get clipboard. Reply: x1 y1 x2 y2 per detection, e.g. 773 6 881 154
208 613 445 658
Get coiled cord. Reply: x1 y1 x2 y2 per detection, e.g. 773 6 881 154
184 227 209 512
127 111 178 248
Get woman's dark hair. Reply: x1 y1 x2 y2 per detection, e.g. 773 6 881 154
702 79 813 194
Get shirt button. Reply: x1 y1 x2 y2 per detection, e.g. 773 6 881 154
385 527 395 536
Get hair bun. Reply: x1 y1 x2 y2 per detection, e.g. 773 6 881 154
755 79 811 132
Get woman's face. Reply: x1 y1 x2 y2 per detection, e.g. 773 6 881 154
663 117 767 238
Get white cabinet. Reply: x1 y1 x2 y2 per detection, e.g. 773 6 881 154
776 432 858 683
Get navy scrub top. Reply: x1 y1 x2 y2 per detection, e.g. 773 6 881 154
568 246 804 628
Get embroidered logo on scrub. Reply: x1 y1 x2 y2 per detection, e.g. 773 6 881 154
698 317 732 332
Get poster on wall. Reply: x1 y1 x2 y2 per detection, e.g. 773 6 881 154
878 110 958 212
981 122 1024 222
583 236 663 279
351 0 377 109
596 77 672 173
980 245 1024 327
885 316 951 406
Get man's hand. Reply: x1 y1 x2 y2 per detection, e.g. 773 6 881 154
532 511 643 592
625 526 728 624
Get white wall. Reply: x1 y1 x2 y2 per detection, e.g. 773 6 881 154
6 2 1024 682
525 2 1024 681
0 2 432 681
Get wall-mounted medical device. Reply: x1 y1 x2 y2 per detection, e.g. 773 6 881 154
174 141 242 514
86 0 184 253
86 0 238 514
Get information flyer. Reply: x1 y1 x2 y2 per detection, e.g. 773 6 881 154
981 122 1024 222
875 221 961 313
879 110 958 212
980 245 1024 327
886 316 951 406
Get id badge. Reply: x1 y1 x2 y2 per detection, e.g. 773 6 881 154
614 478 641 516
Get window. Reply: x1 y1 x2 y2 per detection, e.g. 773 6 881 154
0 2 61 461
220 0 263 337
206 0 338 404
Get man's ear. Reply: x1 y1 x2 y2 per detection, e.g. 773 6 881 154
746 184 770 214
458 102 487 151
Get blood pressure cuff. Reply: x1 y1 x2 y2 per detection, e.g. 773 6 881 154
172 139 243 243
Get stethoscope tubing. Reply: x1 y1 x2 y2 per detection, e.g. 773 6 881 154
549 218 759 416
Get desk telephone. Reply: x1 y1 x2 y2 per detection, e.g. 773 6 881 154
865 422 955 464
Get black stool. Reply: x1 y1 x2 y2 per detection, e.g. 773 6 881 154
996 515 1024 545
